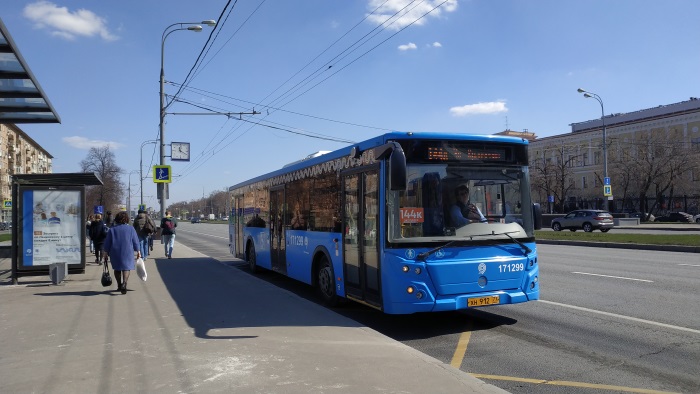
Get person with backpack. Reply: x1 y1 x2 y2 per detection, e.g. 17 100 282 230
133 209 156 260
90 213 109 264
160 210 177 259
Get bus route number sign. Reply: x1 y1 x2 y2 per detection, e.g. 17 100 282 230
400 208 424 224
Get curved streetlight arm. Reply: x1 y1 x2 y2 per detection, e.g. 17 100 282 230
158 20 216 219
577 88 609 209
140 140 158 206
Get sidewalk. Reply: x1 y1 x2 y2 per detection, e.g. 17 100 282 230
0 242 507 393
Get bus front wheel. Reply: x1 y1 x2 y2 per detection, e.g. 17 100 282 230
316 255 339 306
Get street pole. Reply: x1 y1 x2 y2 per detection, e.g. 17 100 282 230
577 88 608 211
140 139 157 208
159 20 216 219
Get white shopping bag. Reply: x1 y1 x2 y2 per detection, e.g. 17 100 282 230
136 257 147 282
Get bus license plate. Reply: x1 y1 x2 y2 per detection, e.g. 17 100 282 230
468 295 500 307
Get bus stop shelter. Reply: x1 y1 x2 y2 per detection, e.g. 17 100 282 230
11 173 103 284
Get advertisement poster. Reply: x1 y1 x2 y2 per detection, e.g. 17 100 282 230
22 189 82 266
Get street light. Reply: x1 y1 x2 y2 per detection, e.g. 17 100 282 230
126 170 139 214
577 88 609 210
159 20 217 219
140 139 157 208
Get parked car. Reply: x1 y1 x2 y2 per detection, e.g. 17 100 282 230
0 222 8 231
628 212 656 222
694 213 700 223
655 212 693 223
551 209 614 232
190 217 201 223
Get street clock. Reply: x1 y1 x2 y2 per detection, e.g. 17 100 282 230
171 142 190 161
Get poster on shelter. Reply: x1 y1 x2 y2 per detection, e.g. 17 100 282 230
22 189 82 266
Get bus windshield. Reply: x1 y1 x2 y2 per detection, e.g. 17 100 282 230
388 163 534 243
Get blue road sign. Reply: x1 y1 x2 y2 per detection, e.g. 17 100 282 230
604 177 611 185
94 205 103 214
153 165 172 183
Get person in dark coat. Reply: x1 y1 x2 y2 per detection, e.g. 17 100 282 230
160 210 178 259
90 214 108 264
103 211 141 294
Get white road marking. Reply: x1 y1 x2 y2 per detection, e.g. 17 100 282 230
678 264 700 267
539 300 700 335
571 271 653 282
181 229 228 239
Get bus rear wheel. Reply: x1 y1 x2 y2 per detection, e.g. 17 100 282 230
247 243 258 273
316 255 339 306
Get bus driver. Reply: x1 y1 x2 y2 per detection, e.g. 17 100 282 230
450 184 487 227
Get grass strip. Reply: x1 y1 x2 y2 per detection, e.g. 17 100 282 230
535 230 700 247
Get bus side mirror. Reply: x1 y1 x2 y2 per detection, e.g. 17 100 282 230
533 203 542 230
389 144 406 191
373 141 407 191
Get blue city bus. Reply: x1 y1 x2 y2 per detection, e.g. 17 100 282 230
228 132 541 314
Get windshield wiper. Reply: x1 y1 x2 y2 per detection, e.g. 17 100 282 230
416 231 531 261
468 231 532 255
417 240 458 261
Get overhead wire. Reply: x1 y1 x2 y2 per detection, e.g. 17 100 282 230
171 0 452 182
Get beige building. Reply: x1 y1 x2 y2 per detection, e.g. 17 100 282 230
0 123 53 222
529 98 700 214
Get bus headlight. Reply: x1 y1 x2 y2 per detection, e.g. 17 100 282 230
414 267 421 275
407 286 415 294
402 265 409 273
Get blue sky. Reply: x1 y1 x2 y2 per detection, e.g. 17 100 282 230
3 0 700 209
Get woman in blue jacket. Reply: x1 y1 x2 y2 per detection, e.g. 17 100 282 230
103 211 141 294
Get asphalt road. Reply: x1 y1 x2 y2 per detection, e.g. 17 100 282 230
176 223 700 394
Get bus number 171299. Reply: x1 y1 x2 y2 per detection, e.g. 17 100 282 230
499 263 525 273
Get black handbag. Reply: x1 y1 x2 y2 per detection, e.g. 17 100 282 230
101 262 112 287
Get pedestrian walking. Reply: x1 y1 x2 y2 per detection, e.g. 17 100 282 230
86 214 94 254
90 213 109 264
104 210 114 228
160 210 177 259
133 209 156 259
103 211 141 294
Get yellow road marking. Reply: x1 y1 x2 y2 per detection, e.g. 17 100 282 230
449 323 472 368
471 373 680 394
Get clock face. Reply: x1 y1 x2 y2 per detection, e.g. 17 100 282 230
171 142 190 161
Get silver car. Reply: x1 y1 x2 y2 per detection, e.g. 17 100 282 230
551 209 614 232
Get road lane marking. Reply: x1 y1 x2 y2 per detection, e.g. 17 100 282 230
449 327 472 368
678 264 700 267
180 230 228 239
539 300 700 335
572 271 653 282
470 374 679 393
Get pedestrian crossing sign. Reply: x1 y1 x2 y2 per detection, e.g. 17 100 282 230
603 185 612 197
2 200 11 210
153 165 172 183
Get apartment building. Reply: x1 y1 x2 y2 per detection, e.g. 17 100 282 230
0 123 53 222
528 98 700 214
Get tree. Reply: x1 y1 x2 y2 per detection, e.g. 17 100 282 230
80 146 124 213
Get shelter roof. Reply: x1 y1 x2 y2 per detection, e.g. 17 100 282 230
0 18 60 124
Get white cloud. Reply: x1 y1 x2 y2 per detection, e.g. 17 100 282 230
398 42 417 51
63 136 125 150
432 42 442 47
366 0 458 31
23 1 118 41
450 101 509 117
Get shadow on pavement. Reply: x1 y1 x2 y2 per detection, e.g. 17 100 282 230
153 257 362 339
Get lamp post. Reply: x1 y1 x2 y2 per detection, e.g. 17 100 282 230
140 139 157 209
577 88 609 210
159 20 217 219
126 170 139 215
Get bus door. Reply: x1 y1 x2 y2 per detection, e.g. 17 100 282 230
269 187 287 274
342 168 381 308
234 195 244 258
